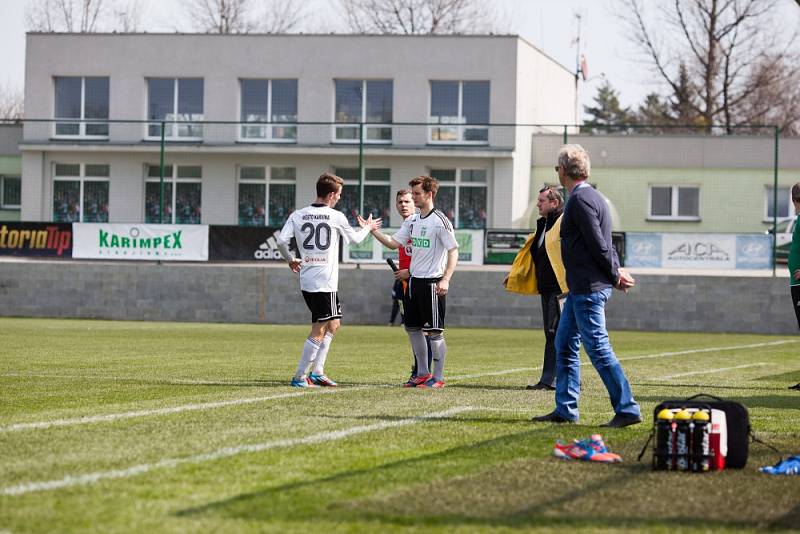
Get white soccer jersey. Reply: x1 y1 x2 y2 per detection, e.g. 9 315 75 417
278 204 370 292
392 209 458 278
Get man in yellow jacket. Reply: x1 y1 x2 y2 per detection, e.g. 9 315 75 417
504 186 568 390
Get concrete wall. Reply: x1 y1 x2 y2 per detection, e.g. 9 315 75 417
0 261 796 335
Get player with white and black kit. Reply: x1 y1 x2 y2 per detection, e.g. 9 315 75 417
277 172 380 388
367 176 458 388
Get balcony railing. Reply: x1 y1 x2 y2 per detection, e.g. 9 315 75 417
22 119 538 151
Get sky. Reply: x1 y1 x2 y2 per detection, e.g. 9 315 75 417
2 0 799 116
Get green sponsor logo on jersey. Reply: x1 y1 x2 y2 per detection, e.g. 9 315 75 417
412 237 431 248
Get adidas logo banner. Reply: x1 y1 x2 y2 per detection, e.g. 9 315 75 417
208 226 298 261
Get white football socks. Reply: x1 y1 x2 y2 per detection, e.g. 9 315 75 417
294 337 321 381
311 333 334 376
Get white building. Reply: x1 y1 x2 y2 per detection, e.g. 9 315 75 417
21 33 575 230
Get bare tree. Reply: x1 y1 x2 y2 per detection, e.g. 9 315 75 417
184 0 254 33
616 0 800 133
112 0 146 32
260 0 306 33
26 0 106 32
0 84 24 120
339 0 496 34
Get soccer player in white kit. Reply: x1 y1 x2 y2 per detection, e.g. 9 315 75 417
366 176 458 388
277 173 380 388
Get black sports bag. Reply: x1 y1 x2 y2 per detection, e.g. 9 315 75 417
639 393 751 470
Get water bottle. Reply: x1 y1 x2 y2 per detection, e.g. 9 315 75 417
674 409 692 471
654 408 674 470
691 409 711 472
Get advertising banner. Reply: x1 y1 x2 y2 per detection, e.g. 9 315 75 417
0 222 73 257
209 226 298 261
625 233 772 270
73 223 208 261
342 229 484 265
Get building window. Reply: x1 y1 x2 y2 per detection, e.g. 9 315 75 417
147 78 204 140
54 76 109 138
429 168 487 229
429 81 490 144
334 80 393 143
240 79 297 142
648 185 700 220
765 186 792 221
52 163 109 223
145 165 202 224
238 166 296 227
0 176 21 209
333 167 391 226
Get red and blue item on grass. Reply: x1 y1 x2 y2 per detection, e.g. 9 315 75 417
553 434 622 463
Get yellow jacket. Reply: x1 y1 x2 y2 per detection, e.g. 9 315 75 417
505 215 568 295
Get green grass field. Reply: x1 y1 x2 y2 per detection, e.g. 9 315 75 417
1 317 798 533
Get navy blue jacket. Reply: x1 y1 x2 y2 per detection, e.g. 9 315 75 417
560 183 619 293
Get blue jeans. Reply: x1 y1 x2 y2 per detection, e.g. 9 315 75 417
553 288 640 421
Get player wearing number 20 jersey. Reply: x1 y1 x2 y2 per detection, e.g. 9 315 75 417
279 204 370 293
275 172 379 389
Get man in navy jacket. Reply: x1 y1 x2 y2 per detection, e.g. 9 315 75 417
532 144 642 428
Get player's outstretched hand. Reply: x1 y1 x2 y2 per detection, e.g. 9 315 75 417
358 214 382 231
288 258 302 273
615 268 635 292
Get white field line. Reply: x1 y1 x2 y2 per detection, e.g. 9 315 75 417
3 339 795 433
0 372 260 385
449 367 539 380
619 340 798 362
0 389 347 433
0 406 475 497
655 362 774 380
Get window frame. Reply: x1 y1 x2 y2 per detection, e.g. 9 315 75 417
427 167 489 229
236 165 297 227
331 166 392 226
0 176 21 209
144 164 203 224
145 78 204 142
52 163 110 223
238 79 298 144
332 79 393 145
764 185 793 222
428 80 490 145
53 76 110 140
647 184 701 221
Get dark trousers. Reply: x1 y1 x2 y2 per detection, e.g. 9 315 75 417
792 285 800 330
539 292 562 386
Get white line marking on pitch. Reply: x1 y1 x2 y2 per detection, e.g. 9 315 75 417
450 367 539 380
655 363 774 380
3 339 795 433
0 406 475 496
620 340 797 362
0 389 344 433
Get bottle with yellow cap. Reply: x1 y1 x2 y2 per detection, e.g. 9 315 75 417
674 409 693 471
691 409 711 472
654 408 675 470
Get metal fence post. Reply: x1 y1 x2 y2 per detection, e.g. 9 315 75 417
772 125 780 277
358 122 364 215
159 120 166 224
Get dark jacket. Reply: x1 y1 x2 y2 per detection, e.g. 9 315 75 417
560 183 619 293
531 207 564 294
